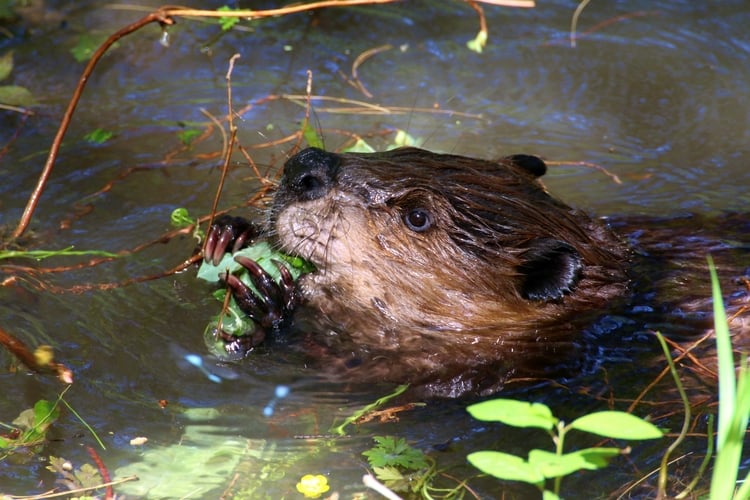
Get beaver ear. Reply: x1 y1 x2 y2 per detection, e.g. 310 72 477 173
504 154 547 178
518 238 583 301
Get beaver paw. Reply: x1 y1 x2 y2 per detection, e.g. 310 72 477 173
204 214 258 265
205 215 299 327
224 257 299 328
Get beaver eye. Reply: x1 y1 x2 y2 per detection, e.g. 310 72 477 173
404 208 433 232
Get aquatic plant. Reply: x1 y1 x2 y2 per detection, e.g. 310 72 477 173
465 399 663 499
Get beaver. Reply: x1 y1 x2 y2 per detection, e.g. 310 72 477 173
203 147 749 397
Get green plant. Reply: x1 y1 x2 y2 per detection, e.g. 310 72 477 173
217 6 241 31
83 128 114 144
466 399 663 499
0 399 60 459
0 50 36 110
706 256 750 500
362 435 433 495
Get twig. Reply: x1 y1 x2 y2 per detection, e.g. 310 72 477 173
0 326 73 383
11 11 176 240
3 475 138 499
351 44 393 98
86 446 113 500
570 0 592 48
473 0 534 6
202 54 241 257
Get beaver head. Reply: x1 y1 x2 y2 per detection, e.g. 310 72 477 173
269 147 631 395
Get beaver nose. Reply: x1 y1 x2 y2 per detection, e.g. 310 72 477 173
282 147 340 201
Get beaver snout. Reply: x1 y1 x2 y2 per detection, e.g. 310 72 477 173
281 147 341 201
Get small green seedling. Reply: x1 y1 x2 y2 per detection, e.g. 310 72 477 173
466 399 663 499
362 435 433 496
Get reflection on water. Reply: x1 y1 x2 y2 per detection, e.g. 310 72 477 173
1 0 750 497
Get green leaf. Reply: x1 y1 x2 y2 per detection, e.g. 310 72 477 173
84 128 114 144
711 357 750 500
70 34 115 63
569 411 663 440
197 241 313 284
32 399 60 432
74 463 103 488
467 399 557 430
543 490 562 500
708 255 735 452
170 208 196 228
362 436 429 470
0 85 36 106
372 466 405 482
0 51 13 82
341 138 375 153
467 29 488 54
302 119 324 149
529 448 620 479
12 408 36 430
217 6 240 31
467 450 544 484
177 128 202 146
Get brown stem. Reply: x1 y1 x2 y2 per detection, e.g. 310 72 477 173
11 11 176 240
86 446 113 500
0 325 73 383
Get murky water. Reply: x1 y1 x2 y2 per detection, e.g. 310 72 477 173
1 0 749 498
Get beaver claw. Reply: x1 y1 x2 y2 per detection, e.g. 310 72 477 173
204 215 299 355
204 214 258 265
224 256 299 328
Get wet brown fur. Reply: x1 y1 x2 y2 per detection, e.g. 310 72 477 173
267 148 636 396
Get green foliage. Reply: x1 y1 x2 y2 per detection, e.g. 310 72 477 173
363 436 430 470
302 118 324 149
362 435 436 495
83 128 114 144
0 399 60 456
0 50 36 107
47 456 102 491
342 129 422 154
0 1 16 21
1 386 103 464
178 127 202 146
467 399 557 430
466 398 663 497
0 50 14 83
569 411 664 440
170 207 204 241
217 6 240 31
70 34 116 63
706 256 750 500
466 29 488 53
170 207 195 228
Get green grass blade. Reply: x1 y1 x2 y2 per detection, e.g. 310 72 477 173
707 255 735 451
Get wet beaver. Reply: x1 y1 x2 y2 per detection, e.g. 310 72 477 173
204 147 749 396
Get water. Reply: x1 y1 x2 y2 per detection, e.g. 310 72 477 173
1 0 749 497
